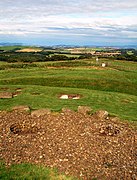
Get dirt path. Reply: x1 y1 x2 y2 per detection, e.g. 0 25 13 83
0 110 136 179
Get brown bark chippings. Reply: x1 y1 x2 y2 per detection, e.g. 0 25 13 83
0 110 136 180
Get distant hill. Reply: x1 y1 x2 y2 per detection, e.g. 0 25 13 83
0 43 136 49
0 42 22 46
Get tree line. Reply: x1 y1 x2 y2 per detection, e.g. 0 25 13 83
0 50 137 63
0 52 77 63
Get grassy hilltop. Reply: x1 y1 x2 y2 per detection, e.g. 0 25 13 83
0 46 137 179
0 54 137 121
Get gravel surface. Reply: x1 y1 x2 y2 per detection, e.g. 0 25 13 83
0 110 137 180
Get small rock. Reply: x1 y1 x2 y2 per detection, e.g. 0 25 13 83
62 108 74 113
95 110 109 119
78 106 92 115
12 91 22 97
132 174 137 180
12 105 30 112
60 95 69 99
31 108 51 117
72 96 80 99
69 94 81 99
15 88 22 92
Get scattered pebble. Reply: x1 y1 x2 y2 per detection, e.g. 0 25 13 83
0 110 136 179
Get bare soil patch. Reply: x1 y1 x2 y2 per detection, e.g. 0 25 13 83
0 87 10 91
0 92 13 99
0 109 136 179
0 87 22 98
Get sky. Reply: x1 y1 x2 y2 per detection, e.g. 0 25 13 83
0 0 137 46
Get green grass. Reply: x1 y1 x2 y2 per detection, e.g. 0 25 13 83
0 85 137 121
0 67 137 95
0 161 76 180
0 59 137 121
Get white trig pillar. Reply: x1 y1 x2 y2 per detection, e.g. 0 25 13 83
101 62 106 67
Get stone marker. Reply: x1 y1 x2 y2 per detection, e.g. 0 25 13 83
12 105 30 111
60 94 81 99
62 108 74 113
101 63 106 67
78 106 92 115
72 95 80 99
31 108 51 117
60 95 69 99
95 110 109 119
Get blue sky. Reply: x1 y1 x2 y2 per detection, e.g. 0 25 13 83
0 0 137 46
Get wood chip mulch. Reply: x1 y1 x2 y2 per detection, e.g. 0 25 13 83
0 110 137 180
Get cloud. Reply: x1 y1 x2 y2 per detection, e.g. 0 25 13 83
0 0 137 45
1 0 137 21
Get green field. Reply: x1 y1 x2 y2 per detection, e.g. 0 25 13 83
0 45 42 51
0 46 28 51
0 58 137 121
